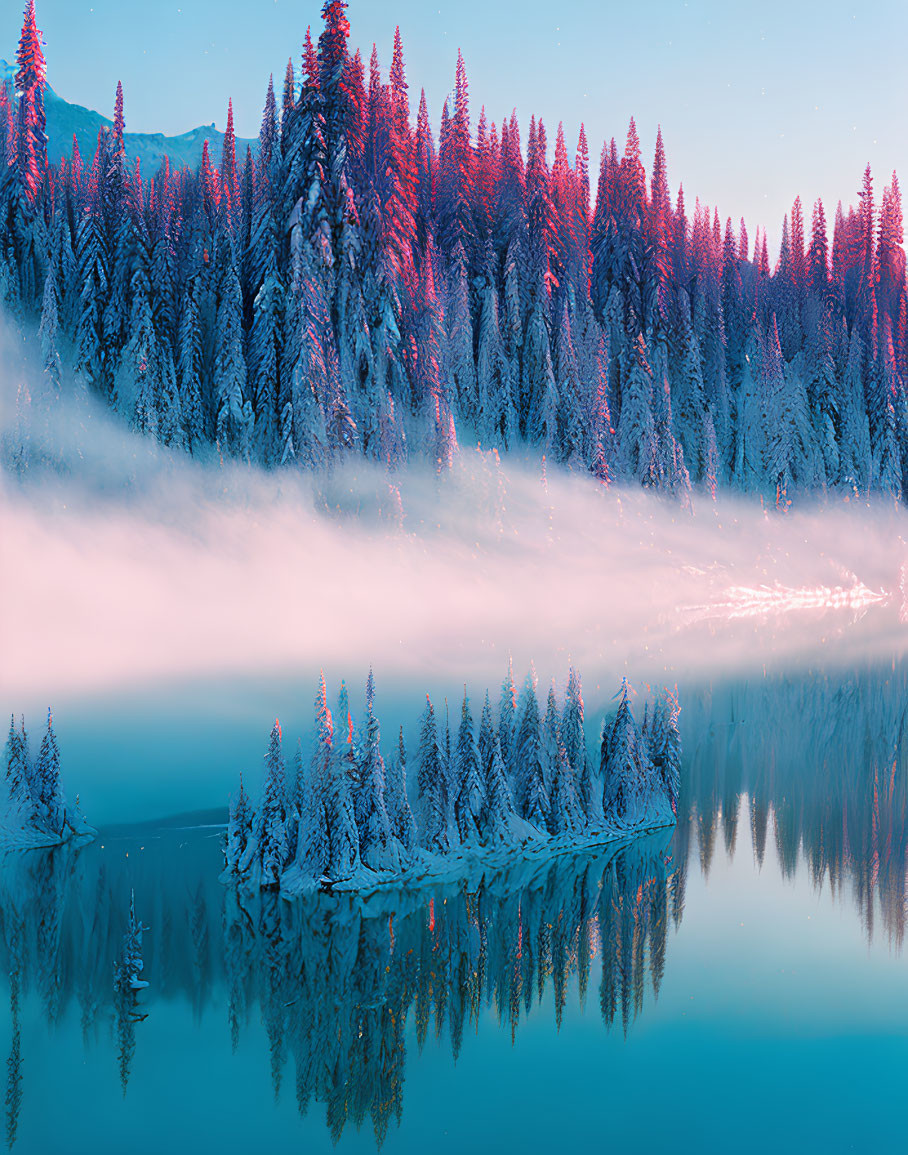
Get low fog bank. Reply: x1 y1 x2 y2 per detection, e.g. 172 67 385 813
2 318 908 711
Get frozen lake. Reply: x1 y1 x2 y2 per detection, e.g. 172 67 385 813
3 661 908 1153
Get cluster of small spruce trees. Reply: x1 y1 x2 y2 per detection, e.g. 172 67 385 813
224 665 681 889
2 710 72 841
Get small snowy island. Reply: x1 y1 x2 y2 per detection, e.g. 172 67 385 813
223 666 681 895
1 711 95 848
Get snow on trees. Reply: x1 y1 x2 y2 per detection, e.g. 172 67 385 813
1 1 903 506
1 711 93 847
415 695 449 854
453 689 485 843
223 666 679 894
355 669 401 871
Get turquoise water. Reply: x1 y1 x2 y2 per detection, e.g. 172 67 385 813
4 664 908 1154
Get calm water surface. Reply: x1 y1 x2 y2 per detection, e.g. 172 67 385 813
4 664 908 1154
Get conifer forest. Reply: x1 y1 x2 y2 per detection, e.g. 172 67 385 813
2 0 906 503
3 0 908 1151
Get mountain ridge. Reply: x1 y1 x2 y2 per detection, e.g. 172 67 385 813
0 59 257 173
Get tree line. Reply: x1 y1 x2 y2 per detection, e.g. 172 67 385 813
2 2 906 504
223 665 681 890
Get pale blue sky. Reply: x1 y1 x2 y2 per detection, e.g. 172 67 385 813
8 0 907 252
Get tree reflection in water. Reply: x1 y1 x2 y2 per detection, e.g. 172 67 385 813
0 829 676 1146
2 660 907 1146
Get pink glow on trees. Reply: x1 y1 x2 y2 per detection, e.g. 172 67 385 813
220 99 239 221
14 0 48 200
0 1 906 503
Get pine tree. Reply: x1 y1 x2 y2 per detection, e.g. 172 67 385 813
453 689 485 843
220 99 240 222
38 263 61 389
13 0 48 202
247 150 284 463
385 726 417 854
436 50 474 259
33 709 64 837
484 731 518 843
646 692 682 818
477 691 518 841
618 335 656 483
214 255 251 457
3 714 32 816
415 696 448 853
544 685 582 834
225 773 252 874
498 659 517 774
548 733 583 836
258 720 288 888
561 666 596 822
601 681 649 827
177 279 205 452
297 672 334 882
355 670 400 871
513 670 548 830
325 680 362 878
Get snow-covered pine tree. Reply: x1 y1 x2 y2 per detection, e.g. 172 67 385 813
282 738 306 863
513 670 548 831
415 695 448 853
477 692 518 841
541 685 582 835
561 666 596 823
324 682 361 879
3 714 33 817
38 264 61 390
664 695 682 817
475 262 515 447
453 689 485 843
294 673 334 884
446 243 478 428
33 709 64 837
257 720 288 888
484 731 520 844
13 0 48 204
385 726 417 855
618 334 657 483
213 254 251 458
498 659 517 773
548 735 584 836
177 278 206 452
601 681 651 827
552 300 586 466
355 670 400 872
246 85 285 465
225 773 252 875
646 692 682 819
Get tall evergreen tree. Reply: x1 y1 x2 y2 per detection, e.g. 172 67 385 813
355 670 400 871
258 720 288 888
415 696 448 853
453 689 485 843
33 709 64 837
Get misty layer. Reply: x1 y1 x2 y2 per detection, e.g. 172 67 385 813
4 355 907 702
